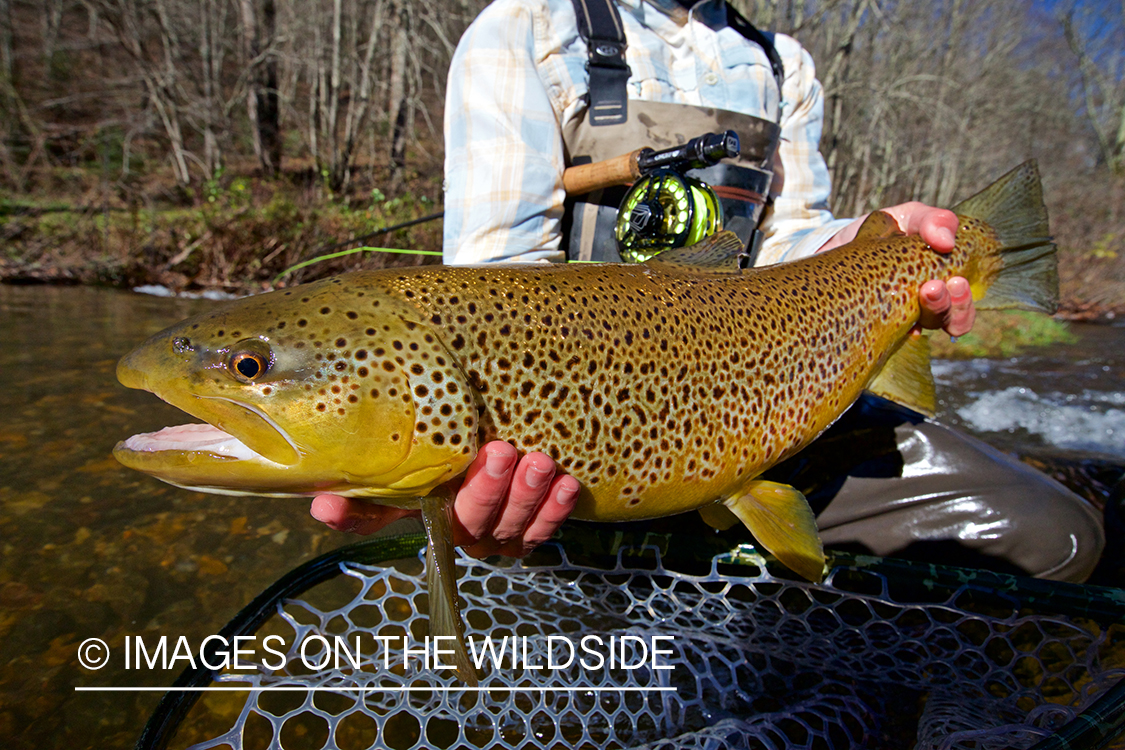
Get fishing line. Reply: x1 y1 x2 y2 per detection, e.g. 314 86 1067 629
272 211 444 286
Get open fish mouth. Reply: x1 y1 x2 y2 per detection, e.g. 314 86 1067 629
112 414 313 498
113 385 302 468
118 423 263 461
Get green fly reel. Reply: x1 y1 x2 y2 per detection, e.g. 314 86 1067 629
614 168 723 263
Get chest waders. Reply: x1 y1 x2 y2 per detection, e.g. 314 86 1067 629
562 0 784 263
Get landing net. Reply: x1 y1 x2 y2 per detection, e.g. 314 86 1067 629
140 530 1125 750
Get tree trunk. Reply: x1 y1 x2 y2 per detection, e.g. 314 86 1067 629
259 0 280 175
239 0 262 167
387 0 410 191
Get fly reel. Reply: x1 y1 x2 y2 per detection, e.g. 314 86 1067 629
614 169 723 263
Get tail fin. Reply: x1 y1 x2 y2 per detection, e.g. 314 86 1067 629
866 161 1057 417
952 160 1058 313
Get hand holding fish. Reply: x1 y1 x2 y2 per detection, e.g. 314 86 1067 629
310 441 579 557
819 202 975 337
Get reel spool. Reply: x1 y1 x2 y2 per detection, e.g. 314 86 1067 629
614 168 723 263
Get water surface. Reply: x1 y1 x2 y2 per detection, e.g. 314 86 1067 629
0 285 356 749
933 324 1125 459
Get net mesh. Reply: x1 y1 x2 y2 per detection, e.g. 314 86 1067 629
173 541 1124 750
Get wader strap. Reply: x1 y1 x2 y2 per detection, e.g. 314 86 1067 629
571 0 631 126
725 5 784 116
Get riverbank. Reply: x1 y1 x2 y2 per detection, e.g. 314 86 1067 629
0 165 446 295
3 167 1123 339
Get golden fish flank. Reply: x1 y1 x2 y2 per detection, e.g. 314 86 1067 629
114 161 1057 685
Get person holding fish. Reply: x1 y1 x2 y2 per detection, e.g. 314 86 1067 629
311 0 1104 581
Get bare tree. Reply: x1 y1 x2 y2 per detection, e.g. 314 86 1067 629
239 0 280 175
1061 2 1125 178
97 0 192 184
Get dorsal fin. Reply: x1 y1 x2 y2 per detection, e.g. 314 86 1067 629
643 231 745 275
854 211 905 241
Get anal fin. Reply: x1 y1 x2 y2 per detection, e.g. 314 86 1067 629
866 330 935 416
723 480 825 582
420 491 479 686
698 502 740 530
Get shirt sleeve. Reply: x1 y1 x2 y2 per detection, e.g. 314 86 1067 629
442 0 568 265
754 37 849 266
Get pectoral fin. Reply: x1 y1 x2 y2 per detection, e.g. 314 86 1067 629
420 491 479 686
723 480 826 582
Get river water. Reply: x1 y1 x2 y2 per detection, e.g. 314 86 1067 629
933 335 1125 460
1 284 1122 749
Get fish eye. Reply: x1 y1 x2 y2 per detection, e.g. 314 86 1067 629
227 340 272 383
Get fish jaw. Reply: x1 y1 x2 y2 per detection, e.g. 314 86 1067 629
112 423 319 498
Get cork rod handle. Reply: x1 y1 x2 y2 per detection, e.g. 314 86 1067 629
562 150 645 195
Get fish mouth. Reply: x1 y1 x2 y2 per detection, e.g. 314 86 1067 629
115 394 301 467
116 423 264 461
112 413 311 497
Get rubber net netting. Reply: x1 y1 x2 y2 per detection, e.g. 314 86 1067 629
178 544 1124 750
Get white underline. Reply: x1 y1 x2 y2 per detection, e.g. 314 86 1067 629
75 686 677 693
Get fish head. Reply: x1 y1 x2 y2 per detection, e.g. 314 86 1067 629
114 276 478 500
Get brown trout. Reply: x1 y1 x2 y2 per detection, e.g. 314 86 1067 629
114 161 1056 684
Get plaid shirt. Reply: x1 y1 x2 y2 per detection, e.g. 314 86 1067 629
442 0 850 265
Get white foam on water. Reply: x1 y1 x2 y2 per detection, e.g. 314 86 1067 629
953 386 1125 457
132 284 240 300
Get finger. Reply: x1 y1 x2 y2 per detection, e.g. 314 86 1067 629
887 202 957 252
310 494 416 535
486 452 557 544
917 208 957 253
508 474 580 556
450 441 517 544
466 471 578 559
943 276 976 337
918 279 952 330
